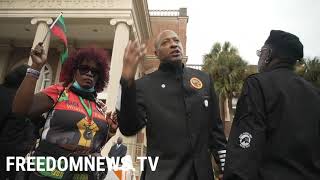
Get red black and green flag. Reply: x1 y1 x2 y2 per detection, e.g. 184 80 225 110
50 13 68 64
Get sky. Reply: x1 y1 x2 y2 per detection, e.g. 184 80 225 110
148 0 320 65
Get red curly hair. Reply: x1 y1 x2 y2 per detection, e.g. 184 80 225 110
60 47 111 93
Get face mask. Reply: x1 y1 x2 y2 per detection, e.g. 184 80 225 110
72 80 95 93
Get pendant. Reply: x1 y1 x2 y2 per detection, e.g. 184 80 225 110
83 126 93 140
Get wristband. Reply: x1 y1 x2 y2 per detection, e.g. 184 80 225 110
26 68 40 79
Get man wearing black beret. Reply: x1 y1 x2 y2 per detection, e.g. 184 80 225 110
224 30 320 180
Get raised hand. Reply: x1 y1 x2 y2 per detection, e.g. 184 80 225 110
106 111 118 133
122 40 147 83
30 42 47 70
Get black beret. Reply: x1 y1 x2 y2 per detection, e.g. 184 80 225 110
265 30 303 60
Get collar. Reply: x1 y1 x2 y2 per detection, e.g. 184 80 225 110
265 61 294 72
69 85 96 101
72 81 95 93
158 61 184 74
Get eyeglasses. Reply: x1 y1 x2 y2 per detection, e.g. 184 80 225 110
256 47 271 57
78 65 99 77
256 49 262 57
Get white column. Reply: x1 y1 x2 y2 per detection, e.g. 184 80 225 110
105 18 133 111
29 18 53 92
28 18 53 65
0 45 12 84
101 18 134 157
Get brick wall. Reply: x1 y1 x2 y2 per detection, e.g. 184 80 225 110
141 9 188 75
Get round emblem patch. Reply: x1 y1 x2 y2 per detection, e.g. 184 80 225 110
239 132 252 148
190 77 203 89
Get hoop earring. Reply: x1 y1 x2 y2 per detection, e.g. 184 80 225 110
264 58 271 64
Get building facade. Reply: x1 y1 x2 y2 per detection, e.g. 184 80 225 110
142 8 188 75
0 1 188 179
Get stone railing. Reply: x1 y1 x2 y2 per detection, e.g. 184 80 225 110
186 64 203 70
123 142 146 178
124 143 146 164
149 8 187 17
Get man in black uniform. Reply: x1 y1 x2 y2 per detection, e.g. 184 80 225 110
224 30 320 180
117 30 227 180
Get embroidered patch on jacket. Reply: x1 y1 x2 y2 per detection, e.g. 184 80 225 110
239 132 252 148
190 77 203 89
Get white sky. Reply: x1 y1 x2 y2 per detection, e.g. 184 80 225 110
148 0 320 65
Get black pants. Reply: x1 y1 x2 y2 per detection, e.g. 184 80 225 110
27 172 54 180
188 166 199 180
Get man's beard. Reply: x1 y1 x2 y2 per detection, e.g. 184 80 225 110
162 57 182 64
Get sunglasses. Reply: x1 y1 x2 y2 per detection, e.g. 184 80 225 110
77 65 99 77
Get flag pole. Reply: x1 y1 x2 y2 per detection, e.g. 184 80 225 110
40 12 63 44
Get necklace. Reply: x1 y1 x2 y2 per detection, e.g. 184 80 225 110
79 96 93 140
84 125 93 140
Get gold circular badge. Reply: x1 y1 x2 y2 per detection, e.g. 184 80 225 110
190 77 203 89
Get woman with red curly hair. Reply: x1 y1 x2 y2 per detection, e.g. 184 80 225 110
13 43 117 180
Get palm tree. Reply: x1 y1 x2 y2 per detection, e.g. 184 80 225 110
203 42 248 136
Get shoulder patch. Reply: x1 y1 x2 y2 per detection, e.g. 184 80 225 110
239 132 252 148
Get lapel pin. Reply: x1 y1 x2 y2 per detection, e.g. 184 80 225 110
204 99 209 107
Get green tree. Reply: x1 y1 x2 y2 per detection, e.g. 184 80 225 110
203 42 248 133
296 57 320 88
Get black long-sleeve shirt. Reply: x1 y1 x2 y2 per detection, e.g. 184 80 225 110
224 64 320 180
117 63 227 180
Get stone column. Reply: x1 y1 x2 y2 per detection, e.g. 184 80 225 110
28 18 53 92
105 18 133 111
101 18 134 157
0 45 12 84
28 18 53 65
